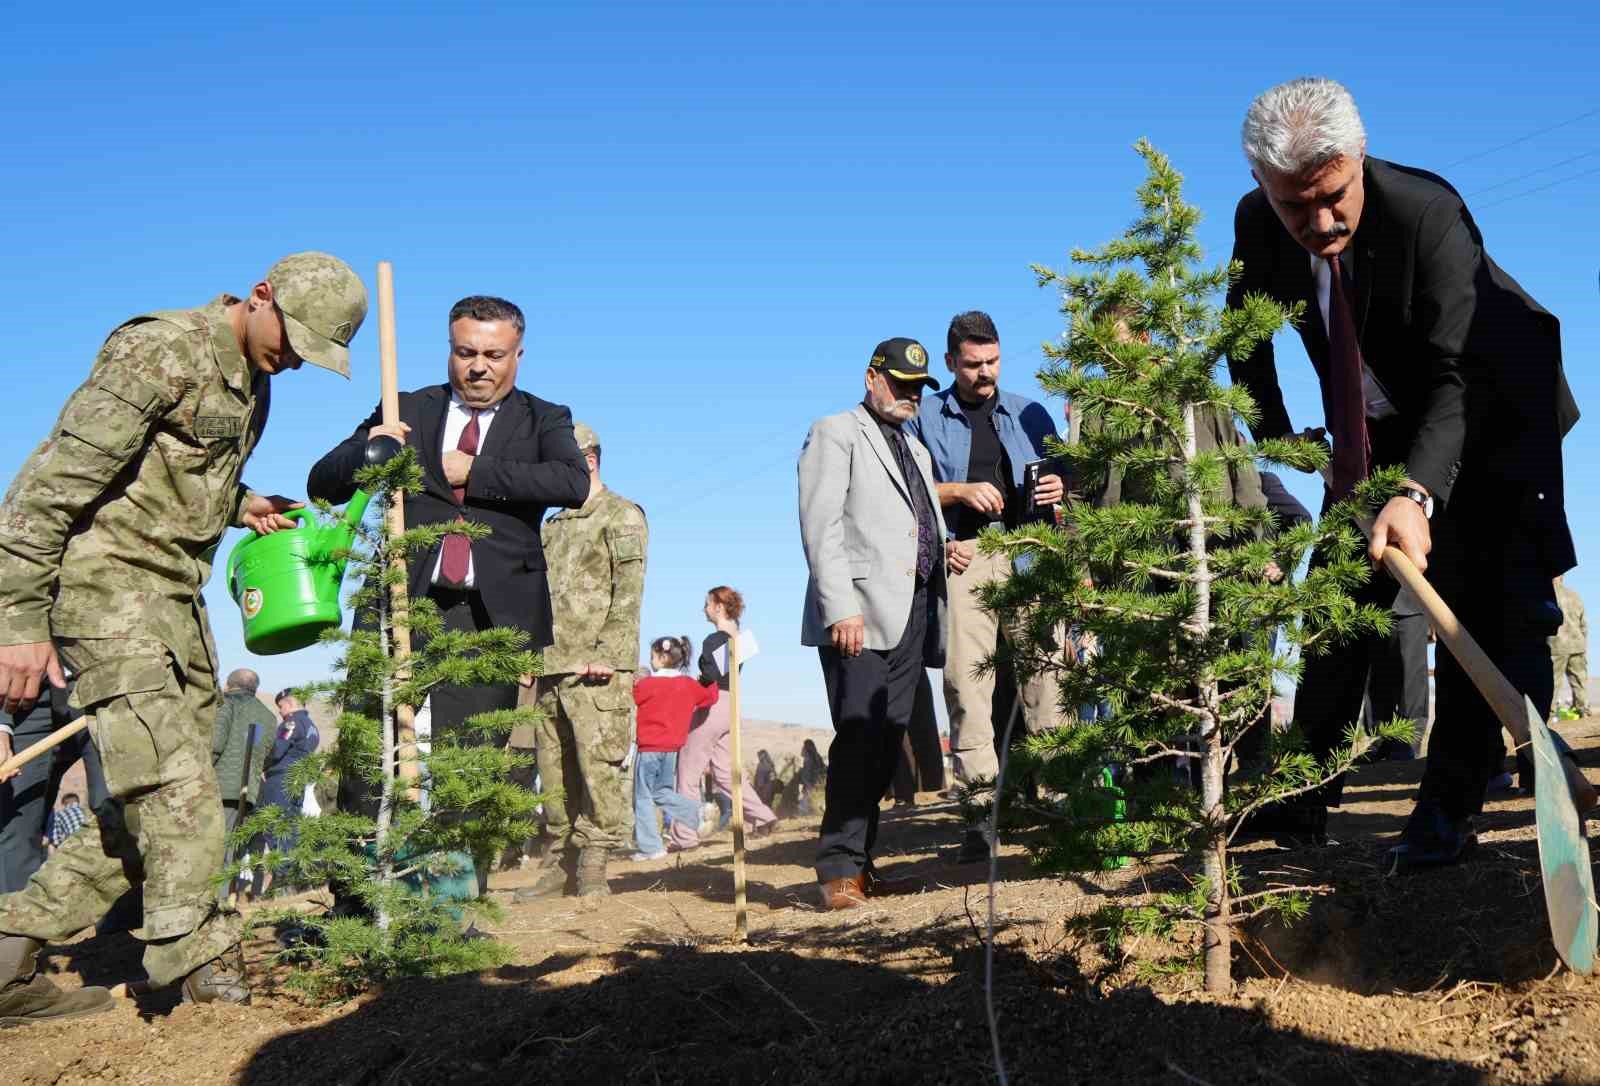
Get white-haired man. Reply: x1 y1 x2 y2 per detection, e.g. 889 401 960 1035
1225 77 1578 870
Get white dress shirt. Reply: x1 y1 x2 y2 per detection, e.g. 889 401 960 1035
1310 253 1398 421
430 394 501 588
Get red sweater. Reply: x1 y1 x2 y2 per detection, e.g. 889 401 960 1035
633 673 719 752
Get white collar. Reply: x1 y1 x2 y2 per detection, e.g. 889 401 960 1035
449 391 504 415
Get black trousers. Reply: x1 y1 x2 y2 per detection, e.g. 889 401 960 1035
817 585 930 882
1 684 104 894
1367 605 1431 749
1297 480 1560 818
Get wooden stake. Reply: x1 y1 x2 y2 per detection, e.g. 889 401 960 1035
376 261 419 791
0 716 87 778
728 634 749 942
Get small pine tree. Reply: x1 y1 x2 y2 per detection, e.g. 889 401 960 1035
979 141 1412 992
227 447 548 1002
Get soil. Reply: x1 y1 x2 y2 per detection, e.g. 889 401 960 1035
7 719 1600 1085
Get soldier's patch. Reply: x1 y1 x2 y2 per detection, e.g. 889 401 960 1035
242 588 264 619
196 416 243 441
610 530 644 562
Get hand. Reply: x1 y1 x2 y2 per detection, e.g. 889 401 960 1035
1370 494 1432 573
0 641 66 717
1264 560 1284 583
945 539 975 575
242 494 304 534
830 615 865 658
1033 473 1064 508
959 482 1005 517
0 732 14 783
369 421 412 444
579 663 615 683
1298 426 1329 457
517 673 536 688
443 450 474 488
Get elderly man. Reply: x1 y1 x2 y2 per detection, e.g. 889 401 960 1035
1225 78 1578 869
0 252 367 1020
908 311 1071 860
798 338 948 909
212 669 274 838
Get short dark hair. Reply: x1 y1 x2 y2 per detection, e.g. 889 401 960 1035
60 793 80 806
946 310 999 357
275 688 297 704
449 295 525 336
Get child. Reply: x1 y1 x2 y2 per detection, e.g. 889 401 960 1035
631 636 718 860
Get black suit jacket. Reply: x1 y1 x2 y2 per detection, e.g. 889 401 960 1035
1226 156 1578 575
306 384 590 648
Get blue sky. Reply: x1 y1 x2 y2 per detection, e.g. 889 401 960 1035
3 3 1595 725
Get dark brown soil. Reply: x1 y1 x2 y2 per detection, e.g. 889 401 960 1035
6 719 1600 1085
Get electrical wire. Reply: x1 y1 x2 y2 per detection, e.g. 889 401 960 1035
1466 149 1600 196
1476 164 1600 210
1442 106 1600 169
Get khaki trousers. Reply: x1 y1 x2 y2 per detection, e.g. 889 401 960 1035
944 549 1067 782
524 672 634 852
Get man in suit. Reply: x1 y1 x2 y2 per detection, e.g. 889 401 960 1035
1225 78 1578 870
307 295 590 859
798 337 948 909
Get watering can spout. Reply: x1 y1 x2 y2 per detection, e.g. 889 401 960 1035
343 489 373 533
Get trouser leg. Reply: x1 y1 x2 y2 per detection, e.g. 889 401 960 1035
0 699 57 895
945 551 1003 782
632 753 665 855
1566 654 1590 715
815 587 927 881
536 674 633 853
703 699 776 828
668 708 717 850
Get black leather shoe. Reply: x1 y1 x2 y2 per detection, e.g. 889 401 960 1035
1384 799 1476 874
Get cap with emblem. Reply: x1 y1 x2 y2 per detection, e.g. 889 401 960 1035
573 421 600 453
264 252 368 379
868 337 940 390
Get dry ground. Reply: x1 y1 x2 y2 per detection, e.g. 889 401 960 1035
6 720 1600 1085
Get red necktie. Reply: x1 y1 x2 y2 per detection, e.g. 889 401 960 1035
438 409 480 587
1326 254 1370 500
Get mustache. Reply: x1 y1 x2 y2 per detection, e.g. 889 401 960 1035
1304 222 1351 242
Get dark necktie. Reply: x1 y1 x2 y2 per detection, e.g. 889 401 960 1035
1326 254 1370 500
888 426 935 581
438 408 481 587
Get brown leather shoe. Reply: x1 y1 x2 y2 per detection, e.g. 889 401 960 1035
817 875 868 910
863 869 927 898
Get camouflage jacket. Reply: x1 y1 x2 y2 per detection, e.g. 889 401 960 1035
1553 580 1588 654
540 486 647 675
0 298 266 665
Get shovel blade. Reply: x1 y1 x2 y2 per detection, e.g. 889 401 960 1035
1529 696 1597 975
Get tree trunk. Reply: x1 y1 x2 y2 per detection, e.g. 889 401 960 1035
1179 401 1231 993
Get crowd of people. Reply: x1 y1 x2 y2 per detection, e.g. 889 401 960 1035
0 74 1590 1022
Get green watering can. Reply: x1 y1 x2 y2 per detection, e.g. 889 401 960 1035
226 490 372 656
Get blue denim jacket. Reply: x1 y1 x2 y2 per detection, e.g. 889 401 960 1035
906 386 1061 492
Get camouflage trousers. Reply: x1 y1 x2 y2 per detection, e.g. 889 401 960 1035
1554 650 1590 714
524 672 635 852
0 634 240 986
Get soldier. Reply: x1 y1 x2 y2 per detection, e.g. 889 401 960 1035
0 252 366 1023
516 422 647 899
1552 576 1590 718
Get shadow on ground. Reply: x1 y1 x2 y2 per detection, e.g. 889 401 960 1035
238 943 1487 1085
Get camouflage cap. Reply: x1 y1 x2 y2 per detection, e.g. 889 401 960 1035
573 421 600 452
265 252 368 378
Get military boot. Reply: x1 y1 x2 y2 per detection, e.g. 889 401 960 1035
0 935 116 1028
512 847 576 903
575 846 611 897
179 946 251 1006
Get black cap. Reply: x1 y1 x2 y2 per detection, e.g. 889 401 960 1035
868 337 941 390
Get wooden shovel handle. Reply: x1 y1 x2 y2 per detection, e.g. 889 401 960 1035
1381 547 1597 812
376 261 419 787
0 716 88 778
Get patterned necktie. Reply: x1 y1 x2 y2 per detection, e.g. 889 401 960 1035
889 427 935 581
1326 254 1370 500
438 408 480 587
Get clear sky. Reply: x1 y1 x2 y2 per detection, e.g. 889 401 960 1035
3 3 1595 725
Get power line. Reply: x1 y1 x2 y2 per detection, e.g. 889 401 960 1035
1442 106 1600 169
1467 149 1600 196
1476 164 1600 210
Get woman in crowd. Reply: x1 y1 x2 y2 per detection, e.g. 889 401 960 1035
669 586 779 850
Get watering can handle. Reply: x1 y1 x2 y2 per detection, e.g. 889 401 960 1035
226 508 315 599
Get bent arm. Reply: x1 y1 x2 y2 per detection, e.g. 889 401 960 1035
306 402 382 505
466 404 590 508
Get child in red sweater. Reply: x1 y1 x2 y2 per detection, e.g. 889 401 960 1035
631 636 719 860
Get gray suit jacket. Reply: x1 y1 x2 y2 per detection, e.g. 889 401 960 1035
797 403 948 661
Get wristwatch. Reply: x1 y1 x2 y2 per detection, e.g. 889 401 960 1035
1398 486 1434 519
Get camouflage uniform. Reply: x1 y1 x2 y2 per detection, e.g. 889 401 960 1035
1552 579 1590 716
530 440 648 854
0 255 364 989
